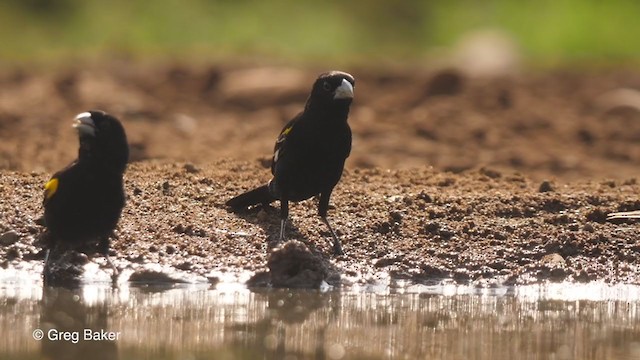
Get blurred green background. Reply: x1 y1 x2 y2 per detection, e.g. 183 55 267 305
1 0 638 66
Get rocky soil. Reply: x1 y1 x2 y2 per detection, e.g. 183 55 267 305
1 62 640 287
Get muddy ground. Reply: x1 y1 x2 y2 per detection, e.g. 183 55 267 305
1 62 640 286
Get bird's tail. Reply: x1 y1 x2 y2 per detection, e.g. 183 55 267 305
226 185 274 210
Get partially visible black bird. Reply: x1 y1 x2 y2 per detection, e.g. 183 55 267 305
226 71 355 255
42 110 129 278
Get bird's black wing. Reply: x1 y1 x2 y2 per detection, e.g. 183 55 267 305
271 113 302 175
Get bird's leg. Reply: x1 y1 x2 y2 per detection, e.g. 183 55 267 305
99 236 118 277
321 217 344 256
279 198 289 242
105 256 118 277
319 192 344 256
43 248 52 280
43 249 51 270
43 242 59 283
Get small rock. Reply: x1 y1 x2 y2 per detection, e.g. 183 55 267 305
437 178 455 187
601 180 616 188
538 180 554 193
166 245 177 255
176 261 192 271
390 210 403 223
493 232 507 241
574 270 591 282
425 69 464 98
417 192 432 203
541 253 566 266
480 167 501 179
453 269 471 283
246 271 271 287
453 28 521 77
26 226 39 235
129 269 188 284
0 230 19 246
586 209 608 223
173 114 198 136
172 224 186 234
375 221 392 235
127 254 145 263
421 222 440 235
438 228 454 240
596 88 640 113
549 267 567 281
374 255 402 268
419 264 450 279
184 163 199 173
6 247 20 261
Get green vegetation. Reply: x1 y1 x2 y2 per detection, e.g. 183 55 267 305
1 0 639 65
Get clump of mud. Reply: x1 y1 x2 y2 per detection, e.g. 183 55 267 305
265 240 333 288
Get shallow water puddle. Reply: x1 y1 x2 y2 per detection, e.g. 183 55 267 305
1 276 639 360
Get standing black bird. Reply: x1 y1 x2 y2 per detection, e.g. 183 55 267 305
42 110 129 278
226 71 355 255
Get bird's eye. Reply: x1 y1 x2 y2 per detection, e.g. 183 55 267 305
322 81 332 91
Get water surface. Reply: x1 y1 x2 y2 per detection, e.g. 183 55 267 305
1 277 639 360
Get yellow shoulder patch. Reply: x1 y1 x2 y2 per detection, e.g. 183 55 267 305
276 126 293 145
44 178 59 200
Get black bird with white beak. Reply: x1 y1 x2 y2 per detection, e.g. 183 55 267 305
226 71 355 255
42 110 129 281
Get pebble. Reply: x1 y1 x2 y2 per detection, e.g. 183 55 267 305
539 180 554 193
6 247 20 260
390 210 403 223
541 253 566 266
184 163 199 173
0 230 19 246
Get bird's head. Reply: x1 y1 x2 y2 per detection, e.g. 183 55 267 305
73 110 129 173
308 71 355 110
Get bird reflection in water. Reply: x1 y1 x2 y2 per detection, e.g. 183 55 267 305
39 286 119 360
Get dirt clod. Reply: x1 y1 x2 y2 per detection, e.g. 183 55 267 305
539 180 554 193
267 240 330 288
0 230 19 246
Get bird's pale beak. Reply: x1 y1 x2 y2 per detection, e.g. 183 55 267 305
73 112 96 137
334 79 354 99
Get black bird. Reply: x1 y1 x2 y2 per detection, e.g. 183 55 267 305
226 71 355 255
42 110 129 278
